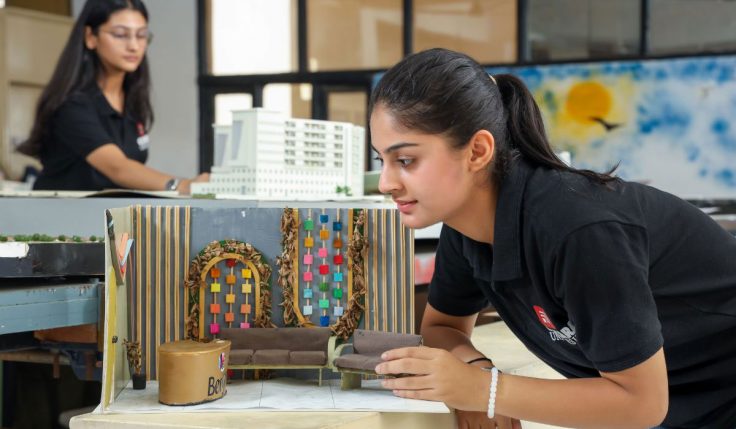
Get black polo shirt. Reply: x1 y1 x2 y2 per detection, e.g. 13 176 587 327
429 159 736 428
34 85 148 191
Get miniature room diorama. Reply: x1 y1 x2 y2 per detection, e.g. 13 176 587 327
101 204 446 414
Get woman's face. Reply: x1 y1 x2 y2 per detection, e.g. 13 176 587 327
371 104 484 229
85 9 149 75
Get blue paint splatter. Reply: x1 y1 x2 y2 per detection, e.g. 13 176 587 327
686 146 700 161
517 68 543 89
715 169 736 187
699 168 708 178
713 119 729 134
636 91 691 136
712 118 736 152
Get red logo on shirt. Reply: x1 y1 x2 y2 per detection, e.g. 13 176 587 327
136 122 146 136
533 305 557 330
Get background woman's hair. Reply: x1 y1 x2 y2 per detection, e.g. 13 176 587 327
369 48 616 185
18 0 153 158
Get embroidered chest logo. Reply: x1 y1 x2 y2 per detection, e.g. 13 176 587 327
136 122 150 151
533 305 577 345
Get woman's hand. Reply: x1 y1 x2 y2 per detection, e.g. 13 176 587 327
376 346 521 428
376 346 491 411
177 172 210 195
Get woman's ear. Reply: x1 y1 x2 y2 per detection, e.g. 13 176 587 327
467 129 495 173
84 26 97 50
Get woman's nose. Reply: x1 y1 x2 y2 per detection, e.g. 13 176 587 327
378 165 400 195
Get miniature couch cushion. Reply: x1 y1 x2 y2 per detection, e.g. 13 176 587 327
333 354 383 372
229 349 254 365
353 330 423 356
253 349 290 365
286 327 332 351
289 350 327 365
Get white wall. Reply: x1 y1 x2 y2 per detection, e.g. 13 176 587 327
72 0 199 178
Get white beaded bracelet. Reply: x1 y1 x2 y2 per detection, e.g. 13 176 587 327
487 367 499 419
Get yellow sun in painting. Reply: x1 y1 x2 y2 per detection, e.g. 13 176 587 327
565 81 612 124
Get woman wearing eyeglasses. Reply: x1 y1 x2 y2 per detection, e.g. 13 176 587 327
20 0 208 194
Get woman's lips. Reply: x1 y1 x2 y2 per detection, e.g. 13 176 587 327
395 200 417 213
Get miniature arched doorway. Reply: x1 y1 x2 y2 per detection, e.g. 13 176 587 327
185 240 273 340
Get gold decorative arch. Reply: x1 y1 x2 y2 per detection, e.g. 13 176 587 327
185 240 273 340
278 208 368 339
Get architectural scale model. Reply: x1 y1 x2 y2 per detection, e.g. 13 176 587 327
101 203 417 411
191 109 366 198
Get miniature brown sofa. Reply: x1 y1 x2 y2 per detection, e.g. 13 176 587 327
220 327 337 385
332 329 423 389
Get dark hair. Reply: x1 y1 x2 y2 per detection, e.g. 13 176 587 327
18 0 153 158
369 48 616 185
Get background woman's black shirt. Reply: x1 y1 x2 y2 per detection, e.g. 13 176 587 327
429 159 736 428
34 85 148 191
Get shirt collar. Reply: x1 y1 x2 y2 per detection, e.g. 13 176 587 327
87 84 123 118
490 157 532 282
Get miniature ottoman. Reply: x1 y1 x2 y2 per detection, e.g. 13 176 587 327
158 339 231 405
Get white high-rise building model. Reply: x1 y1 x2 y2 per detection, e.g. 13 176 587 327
191 109 365 198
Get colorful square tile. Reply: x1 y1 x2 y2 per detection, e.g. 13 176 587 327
303 288 313 299
332 288 343 299
333 221 343 231
319 264 329 275
304 237 314 248
318 247 328 258
319 214 329 223
225 274 236 284
303 305 313 316
224 312 235 322
209 323 220 335
210 267 221 278
333 254 344 265
319 315 330 327
319 299 329 309
242 283 252 294
303 219 314 231
240 303 251 313
303 254 314 265
241 268 252 279
333 306 344 316
240 322 250 329
319 282 329 292
303 271 313 282
225 293 235 304
210 303 221 314
333 272 343 282
210 282 221 293
333 238 342 248
319 229 329 240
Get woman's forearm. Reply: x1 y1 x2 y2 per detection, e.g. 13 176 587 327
108 158 171 190
496 373 667 429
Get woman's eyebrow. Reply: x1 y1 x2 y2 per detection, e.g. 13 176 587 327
108 25 148 31
384 142 419 154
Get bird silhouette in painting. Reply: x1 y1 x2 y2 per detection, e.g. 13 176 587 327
590 116 623 132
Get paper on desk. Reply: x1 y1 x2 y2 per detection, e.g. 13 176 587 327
105 379 449 414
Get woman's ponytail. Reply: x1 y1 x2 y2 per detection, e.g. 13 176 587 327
496 73 617 184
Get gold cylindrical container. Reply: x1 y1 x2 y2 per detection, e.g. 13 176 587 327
157 339 231 406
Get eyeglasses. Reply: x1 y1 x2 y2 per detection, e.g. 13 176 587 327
102 29 153 45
